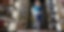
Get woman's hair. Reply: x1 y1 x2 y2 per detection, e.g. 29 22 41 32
30 0 44 4
0 0 3 4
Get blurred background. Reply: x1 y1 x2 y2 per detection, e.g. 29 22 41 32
0 0 64 32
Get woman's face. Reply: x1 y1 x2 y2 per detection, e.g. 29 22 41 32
34 0 41 6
